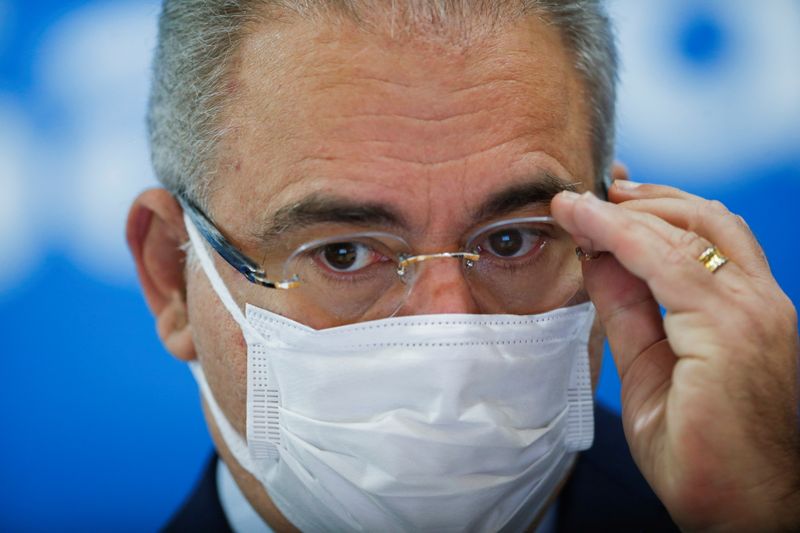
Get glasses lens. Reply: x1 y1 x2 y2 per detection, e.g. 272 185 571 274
283 233 411 322
276 220 582 324
465 218 583 314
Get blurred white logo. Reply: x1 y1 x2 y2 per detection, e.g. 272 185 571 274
33 0 161 285
0 99 38 292
611 0 800 182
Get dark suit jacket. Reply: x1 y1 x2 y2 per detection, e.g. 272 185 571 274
164 405 678 532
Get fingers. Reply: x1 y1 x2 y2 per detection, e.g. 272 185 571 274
617 198 769 278
608 181 770 279
583 255 676 427
581 253 670 379
563 199 677 419
609 179 704 203
551 191 745 314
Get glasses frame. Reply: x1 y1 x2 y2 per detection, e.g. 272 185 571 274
179 195 300 289
178 194 559 291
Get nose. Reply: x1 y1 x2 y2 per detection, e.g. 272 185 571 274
395 258 481 316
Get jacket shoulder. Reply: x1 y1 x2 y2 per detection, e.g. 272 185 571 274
162 455 233 533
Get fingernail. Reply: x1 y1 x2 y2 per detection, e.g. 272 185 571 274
613 179 641 190
559 190 580 202
580 191 609 213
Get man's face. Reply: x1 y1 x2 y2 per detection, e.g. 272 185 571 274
185 13 599 522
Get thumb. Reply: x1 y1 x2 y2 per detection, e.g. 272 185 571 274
583 254 675 414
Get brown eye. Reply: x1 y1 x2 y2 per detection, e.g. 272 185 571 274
323 243 358 270
488 229 524 257
478 227 544 259
318 242 381 272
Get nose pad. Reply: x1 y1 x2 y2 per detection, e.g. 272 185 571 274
395 258 481 316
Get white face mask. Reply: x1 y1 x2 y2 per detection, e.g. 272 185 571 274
185 213 596 533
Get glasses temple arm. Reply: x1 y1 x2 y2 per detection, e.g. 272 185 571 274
177 195 291 289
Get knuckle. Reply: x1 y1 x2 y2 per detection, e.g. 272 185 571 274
705 199 729 216
734 214 752 233
664 246 685 267
666 231 702 265
664 230 705 266
674 229 704 252
694 199 731 228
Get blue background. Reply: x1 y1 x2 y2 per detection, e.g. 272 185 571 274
1 1 798 530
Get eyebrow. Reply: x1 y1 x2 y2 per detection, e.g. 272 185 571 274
257 194 406 244
257 172 578 245
471 172 580 221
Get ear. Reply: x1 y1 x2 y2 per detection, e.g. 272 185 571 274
126 188 196 361
611 161 629 182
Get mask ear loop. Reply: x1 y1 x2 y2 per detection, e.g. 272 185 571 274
188 361 260 468
184 213 276 471
184 212 265 344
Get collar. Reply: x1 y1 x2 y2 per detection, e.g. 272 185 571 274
217 459 274 533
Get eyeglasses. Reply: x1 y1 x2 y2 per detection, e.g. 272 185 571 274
179 195 585 322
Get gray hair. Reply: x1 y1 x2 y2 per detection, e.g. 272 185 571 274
148 0 617 206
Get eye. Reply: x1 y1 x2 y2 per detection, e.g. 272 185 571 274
317 241 384 272
479 228 543 259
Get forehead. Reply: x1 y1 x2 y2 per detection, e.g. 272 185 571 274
212 14 593 243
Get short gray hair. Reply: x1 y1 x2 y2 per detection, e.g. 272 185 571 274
148 0 618 206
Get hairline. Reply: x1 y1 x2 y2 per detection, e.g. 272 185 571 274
148 1 617 209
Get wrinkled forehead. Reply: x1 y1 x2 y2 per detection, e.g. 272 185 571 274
210 14 593 246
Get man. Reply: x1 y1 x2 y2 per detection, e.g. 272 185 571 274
126 0 800 530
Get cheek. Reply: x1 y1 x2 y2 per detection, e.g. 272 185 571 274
588 315 606 391
187 268 249 435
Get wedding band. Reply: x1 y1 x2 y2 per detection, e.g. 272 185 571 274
697 246 728 273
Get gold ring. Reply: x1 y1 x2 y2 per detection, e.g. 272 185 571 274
697 246 728 273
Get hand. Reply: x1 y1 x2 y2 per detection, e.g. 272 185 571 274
551 182 800 531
